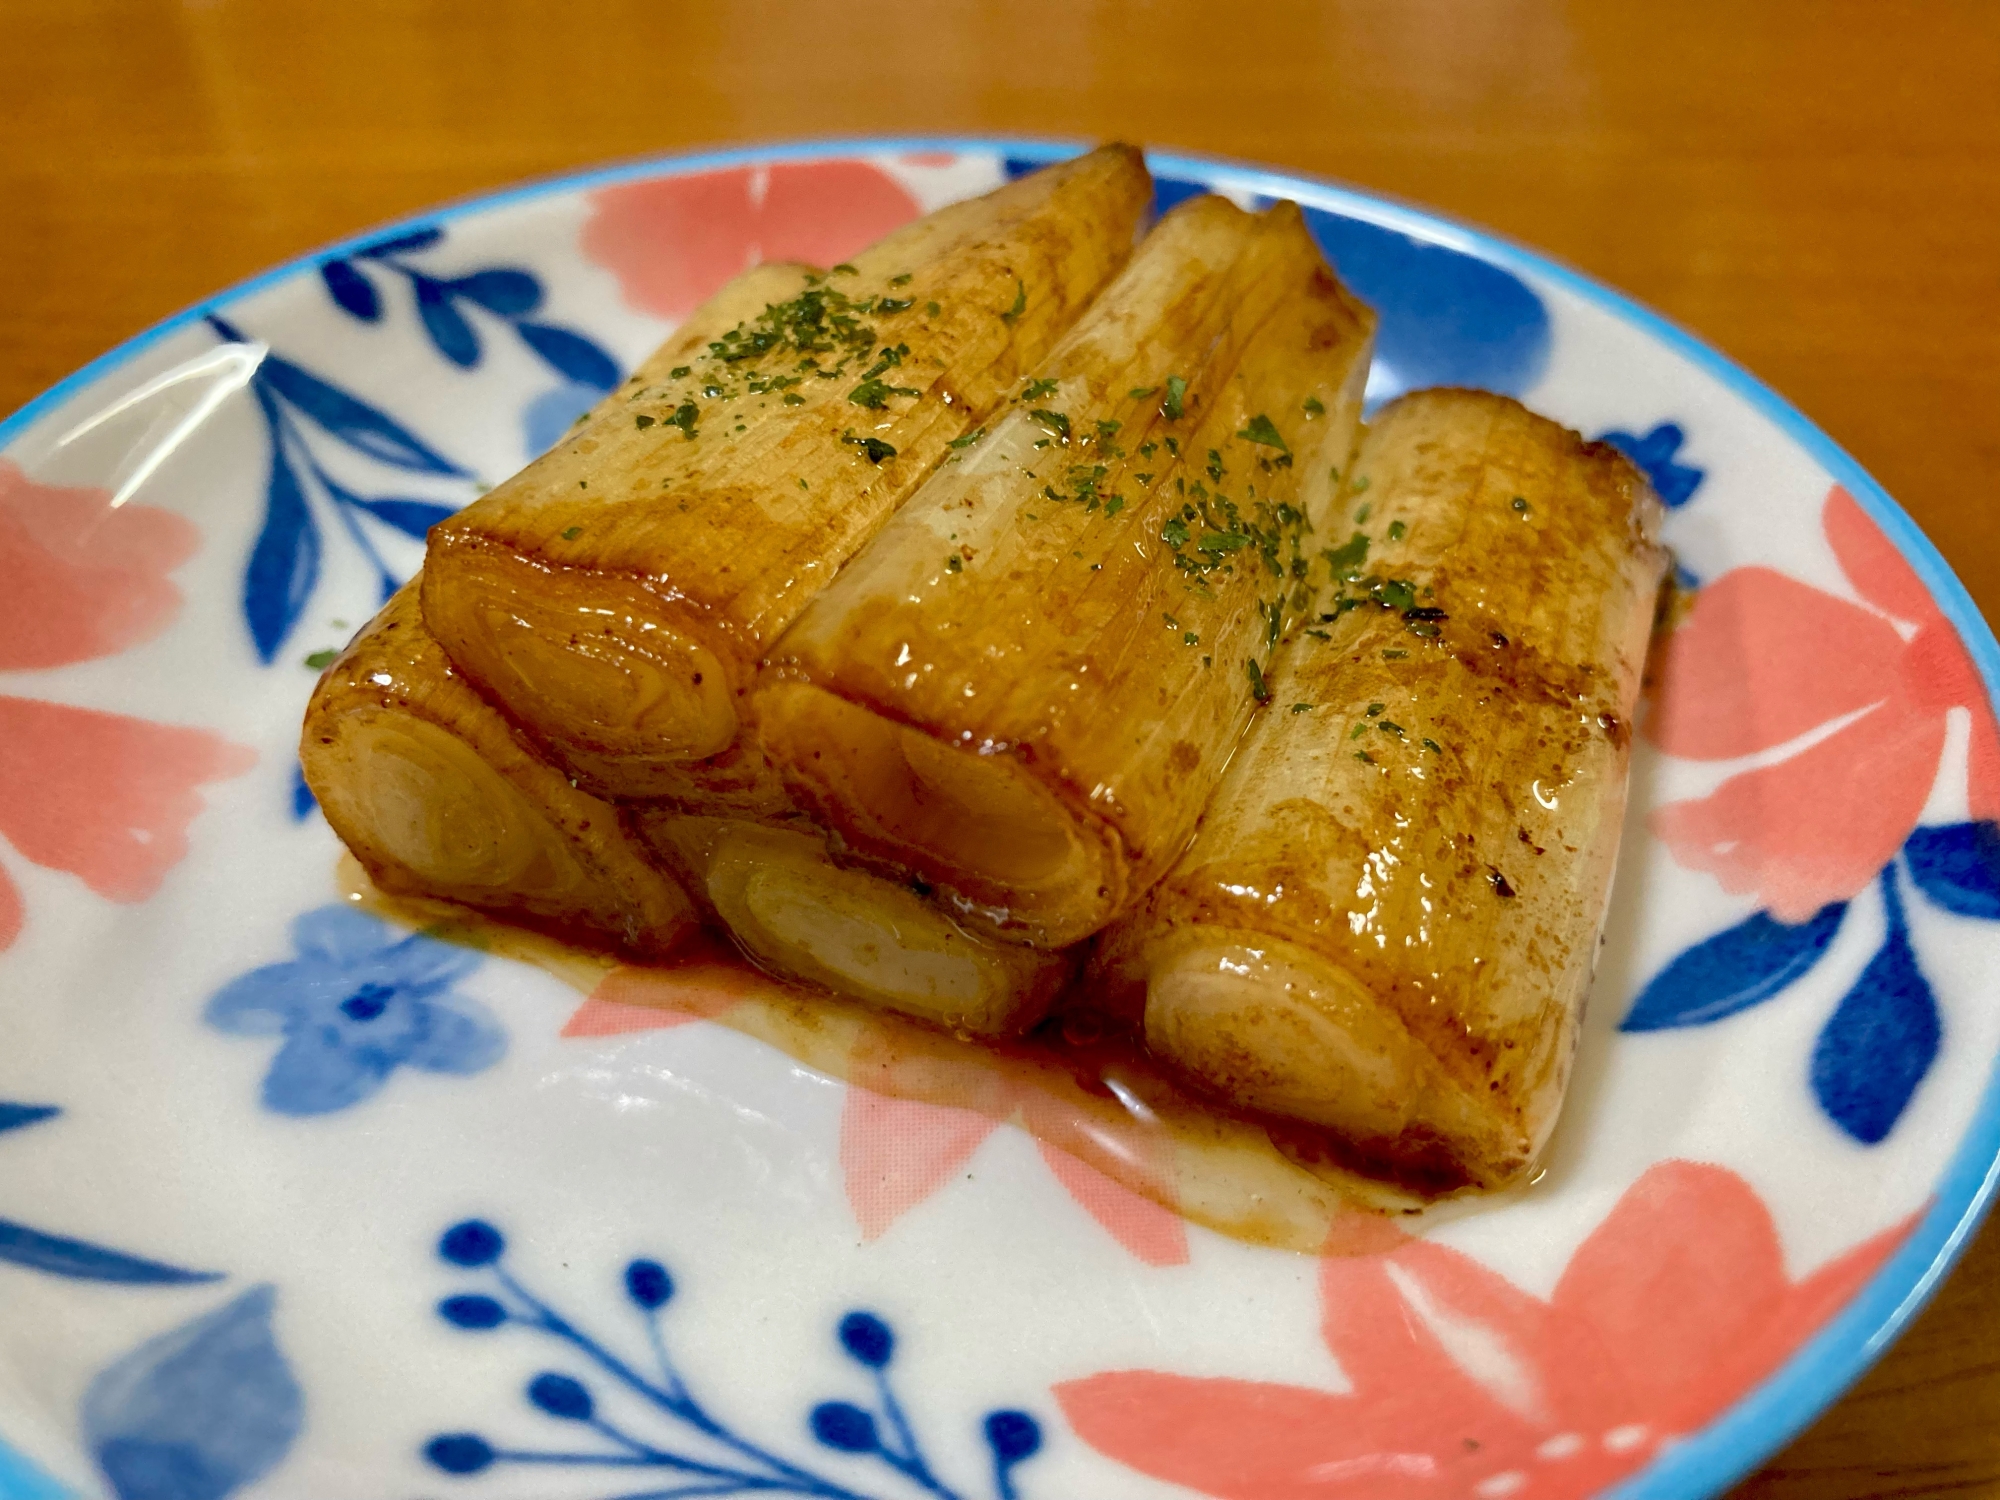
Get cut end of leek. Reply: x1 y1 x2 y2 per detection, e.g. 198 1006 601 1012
314 709 590 898
1144 934 1528 1191
422 541 736 778
700 821 1069 1037
758 682 1122 947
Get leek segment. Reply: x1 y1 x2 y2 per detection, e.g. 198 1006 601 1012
763 196 1376 948
422 147 1154 797
301 585 695 957
636 814 1070 1036
1095 390 1669 1193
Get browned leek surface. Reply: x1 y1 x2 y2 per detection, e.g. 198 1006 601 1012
1093 389 1669 1194
761 197 1375 948
420 146 1152 798
300 585 692 958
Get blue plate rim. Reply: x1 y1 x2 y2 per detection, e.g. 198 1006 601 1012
3 133 1996 1500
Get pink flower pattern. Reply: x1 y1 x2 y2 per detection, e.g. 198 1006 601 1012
582 161 923 321
1647 485 1999 920
1057 1161 1915 1500
0 461 254 951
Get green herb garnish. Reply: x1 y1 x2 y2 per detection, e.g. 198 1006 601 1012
842 432 897 463
849 377 918 409
1162 375 1188 420
1245 658 1273 703
948 427 987 449
1303 395 1326 418
1236 413 1288 451
1029 408 1072 441
1324 531 1370 577
1001 279 1027 322
304 649 337 670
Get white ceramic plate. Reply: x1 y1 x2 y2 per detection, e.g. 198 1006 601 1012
3 139 1998 1500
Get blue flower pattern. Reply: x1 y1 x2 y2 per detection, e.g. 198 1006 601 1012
205 906 505 1116
423 1219 1044 1500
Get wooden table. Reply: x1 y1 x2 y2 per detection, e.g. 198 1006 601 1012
5 3 1996 1495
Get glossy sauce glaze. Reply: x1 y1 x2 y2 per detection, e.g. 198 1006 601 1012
335 854 1513 1251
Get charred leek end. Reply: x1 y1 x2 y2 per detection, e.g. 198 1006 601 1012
422 146 1154 798
301 584 695 959
1095 391 1667 1195
631 811 1071 1037
761 194 1375 949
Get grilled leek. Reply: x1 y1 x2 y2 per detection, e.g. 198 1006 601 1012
420 146 1152 799
1091 389 1669 1193
760 196 1375 948
301 585 693 957
632 812 1071 1036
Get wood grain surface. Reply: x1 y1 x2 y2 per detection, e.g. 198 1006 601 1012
5 3 1997 1496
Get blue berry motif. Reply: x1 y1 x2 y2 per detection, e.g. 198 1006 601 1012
424 1218 1045 1499
205 906 505 1116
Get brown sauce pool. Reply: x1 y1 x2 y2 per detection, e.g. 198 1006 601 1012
338 856 1516 1253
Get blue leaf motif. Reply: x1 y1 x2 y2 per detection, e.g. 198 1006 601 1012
415 276 482 369
516 321 621 392
358 225 444 257
352 497 457 540
451 268 544 316
1905 820 2000 921
0 1219 222 1286
0 1102 60 1135
82 1285 303 1500
318 259 380 322
290 762 316 821
521 382 600 459
1623 901 1848 1031
1599 422 1706 508
257 352 469 475
1299 205 1552 400
1812 867 1941 1145
241 403 320 665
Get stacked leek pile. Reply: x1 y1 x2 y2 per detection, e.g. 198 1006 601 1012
303 146 1667 1193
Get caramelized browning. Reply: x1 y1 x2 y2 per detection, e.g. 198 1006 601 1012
762 197 1375 947
1094 390 1668 1192
422 147 1153 796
